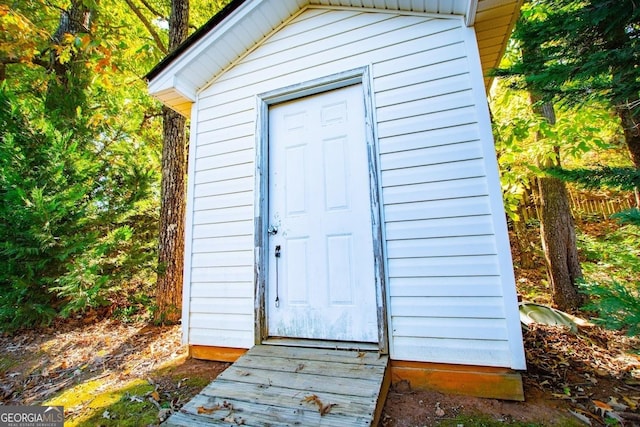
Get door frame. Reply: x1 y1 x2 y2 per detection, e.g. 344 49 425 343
253 66 389 354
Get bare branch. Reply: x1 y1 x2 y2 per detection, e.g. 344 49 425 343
139 0 166 21
123 0 168 54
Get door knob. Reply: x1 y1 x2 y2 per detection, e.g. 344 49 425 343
267 225 278 235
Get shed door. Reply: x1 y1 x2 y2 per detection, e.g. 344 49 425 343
267 84 378 343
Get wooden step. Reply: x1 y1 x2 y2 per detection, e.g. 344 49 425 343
164 345 390 426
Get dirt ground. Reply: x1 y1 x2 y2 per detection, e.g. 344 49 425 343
1 315 638 426
1 222 639 426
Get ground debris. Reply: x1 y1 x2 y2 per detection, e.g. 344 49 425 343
0 319 185 407
523 324 639 381
524 323 640 426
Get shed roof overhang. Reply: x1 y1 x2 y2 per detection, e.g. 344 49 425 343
146 0 522 117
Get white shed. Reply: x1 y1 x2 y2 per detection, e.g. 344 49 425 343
147 0 526 400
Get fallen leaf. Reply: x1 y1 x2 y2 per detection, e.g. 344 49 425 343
606 411 624 424
302 394 336 415
568 409 592 426
622 395 638 410
435 402 445 417
302 394 319 404
607 396 628 411
320 403 337 416
593 399 613 416
102 410 111 419
151 391 161 401
158 408 171 422
196 404 220 414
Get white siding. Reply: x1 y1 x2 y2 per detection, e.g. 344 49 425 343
148 0 523 114
372 18 519 365
186 7 523 368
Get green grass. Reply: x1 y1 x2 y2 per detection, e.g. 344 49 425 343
435 413 583 426
0 355 19 372
77 382 159 427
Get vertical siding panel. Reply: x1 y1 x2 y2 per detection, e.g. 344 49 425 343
181 102 199 345
461 26 526 369
189 8 523 369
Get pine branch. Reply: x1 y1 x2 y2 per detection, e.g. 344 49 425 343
611 208 640 226
545 166 640 191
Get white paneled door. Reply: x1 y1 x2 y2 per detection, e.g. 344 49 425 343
267 84 378 343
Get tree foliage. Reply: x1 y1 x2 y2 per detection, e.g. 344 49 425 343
492 0 640 326
546 166 640 192
0 0 233 330
495 0 640 170
0 84 160 329
0 0 166 329
496 0 640 109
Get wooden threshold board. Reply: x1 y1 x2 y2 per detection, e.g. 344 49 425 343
163 345 390 426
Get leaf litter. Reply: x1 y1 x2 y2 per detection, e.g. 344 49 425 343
382 322 640 426
0 317 226 424
1 308 639 426
523 323 640 426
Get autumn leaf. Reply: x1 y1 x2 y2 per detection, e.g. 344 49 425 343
302 394 337 416
320 403 337 416
593 400 613 417
302 394 319 404
196 404 221 414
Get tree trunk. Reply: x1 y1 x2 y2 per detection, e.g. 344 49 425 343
155 0 189 325
536 175 584 311
531 99 584 311
514 201 536 269
609 24 640 208
45 0 94 120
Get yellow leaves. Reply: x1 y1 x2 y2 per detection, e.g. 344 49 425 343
622 395 638 410
0 6 44 63
63 33 76 44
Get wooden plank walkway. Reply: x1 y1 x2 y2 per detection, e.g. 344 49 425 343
164 345 390 426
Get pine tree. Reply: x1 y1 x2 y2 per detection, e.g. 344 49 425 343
496 0 640 199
